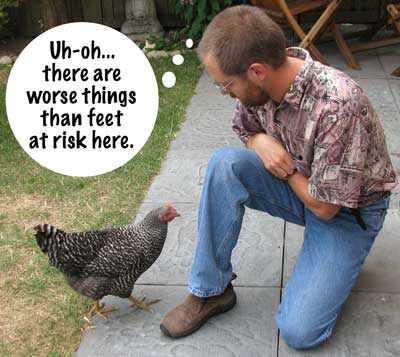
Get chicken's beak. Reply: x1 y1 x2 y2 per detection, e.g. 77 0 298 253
174 212 181 217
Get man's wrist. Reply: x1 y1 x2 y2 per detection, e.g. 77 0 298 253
287 168 298 180
246 133 261 149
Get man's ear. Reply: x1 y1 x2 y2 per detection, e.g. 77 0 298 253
248 63 269 81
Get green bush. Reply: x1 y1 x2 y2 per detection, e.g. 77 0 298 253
174 0 243 41
0 0 20 36
147 31 183 51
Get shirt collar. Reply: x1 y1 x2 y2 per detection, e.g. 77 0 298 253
281 47 314 109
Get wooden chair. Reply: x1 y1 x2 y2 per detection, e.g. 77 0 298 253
388 2 400 33
251 0 357 68
342 1 400 73
386 2 400 76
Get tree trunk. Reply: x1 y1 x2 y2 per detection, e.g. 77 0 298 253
39 0 69 32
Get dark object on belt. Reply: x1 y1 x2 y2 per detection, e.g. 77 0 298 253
350 208 367 230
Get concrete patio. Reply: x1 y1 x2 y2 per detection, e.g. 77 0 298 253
77 43 400 357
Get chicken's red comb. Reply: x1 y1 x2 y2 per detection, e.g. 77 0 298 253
165 203 175 210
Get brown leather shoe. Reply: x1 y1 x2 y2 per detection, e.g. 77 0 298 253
160 283 237 338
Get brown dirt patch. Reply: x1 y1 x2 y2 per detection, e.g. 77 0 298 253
0 193 73 230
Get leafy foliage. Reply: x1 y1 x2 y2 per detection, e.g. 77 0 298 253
173 0 243 41
0 0 20 36
147 31 184 51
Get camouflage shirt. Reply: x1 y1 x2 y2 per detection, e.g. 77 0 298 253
232 47 397 208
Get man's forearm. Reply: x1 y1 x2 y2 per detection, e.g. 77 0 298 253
287 170 316 211
246 133 341 219
287 171 340 220
246 134 259 149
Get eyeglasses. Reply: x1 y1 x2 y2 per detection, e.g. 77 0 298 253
215 79 234 95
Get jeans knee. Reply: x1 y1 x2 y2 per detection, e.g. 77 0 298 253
278 324 314 350
208 147 253 176
209 147 240 167
276 314 333 350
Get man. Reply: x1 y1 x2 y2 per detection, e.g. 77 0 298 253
160 5 398 349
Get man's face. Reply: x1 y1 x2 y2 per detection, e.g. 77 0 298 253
203 53 272 107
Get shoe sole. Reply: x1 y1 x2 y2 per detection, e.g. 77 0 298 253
160 293 237 338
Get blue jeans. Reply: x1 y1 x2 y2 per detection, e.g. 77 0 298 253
189 147 390 350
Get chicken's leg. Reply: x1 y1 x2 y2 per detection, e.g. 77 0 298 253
88 300 119 320
128 295 161 312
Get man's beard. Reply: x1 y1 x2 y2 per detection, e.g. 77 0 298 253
233 82 272 107
243 89 271 107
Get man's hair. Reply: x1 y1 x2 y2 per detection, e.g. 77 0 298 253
198 5 287 77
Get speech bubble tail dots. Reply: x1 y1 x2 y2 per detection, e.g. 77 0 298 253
161 38 193 89
172 54 184 66
186 39 194 49
161 72 176 88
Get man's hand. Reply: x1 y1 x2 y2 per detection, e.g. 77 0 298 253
247 133 296 179
247 133 341 220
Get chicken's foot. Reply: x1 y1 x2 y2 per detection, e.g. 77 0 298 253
88 300 119 320
128 295 161 313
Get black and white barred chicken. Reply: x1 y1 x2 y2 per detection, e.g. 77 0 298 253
34 204 180 319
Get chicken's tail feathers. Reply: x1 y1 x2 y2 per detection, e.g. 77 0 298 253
34 224 63 253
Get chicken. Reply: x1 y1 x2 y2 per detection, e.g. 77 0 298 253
34 204 180 319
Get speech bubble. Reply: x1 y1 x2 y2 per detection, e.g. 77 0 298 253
6 22 158 177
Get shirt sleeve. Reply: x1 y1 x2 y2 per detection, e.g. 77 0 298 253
308 99 371 208
231 100 264 145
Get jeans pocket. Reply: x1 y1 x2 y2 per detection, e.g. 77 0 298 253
360 209 387 232
358 194 390 232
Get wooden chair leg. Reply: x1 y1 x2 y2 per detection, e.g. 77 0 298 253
299 0 342 48
350 37 400 52
306 43 329 64
392 66 400 77
387 4 400 33
276 0 329 64
331 21 361 70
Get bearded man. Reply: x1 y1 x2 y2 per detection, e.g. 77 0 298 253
160 5 397 350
